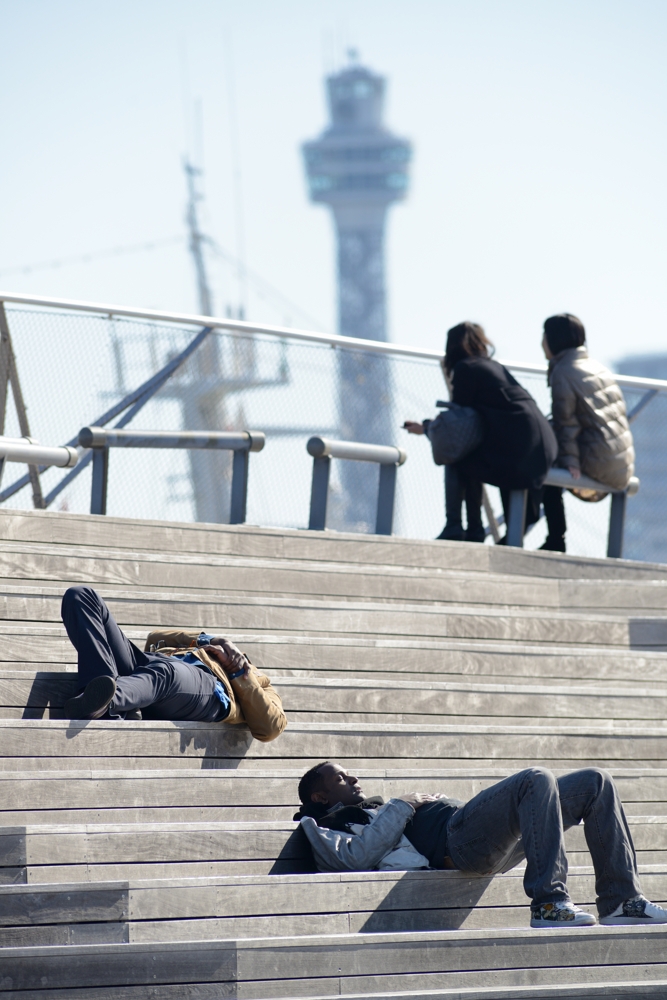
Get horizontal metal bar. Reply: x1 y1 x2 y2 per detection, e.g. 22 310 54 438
0 438 77 468
2 291 665 393
78 427 265 452
307 436 407 465
544 467 639 496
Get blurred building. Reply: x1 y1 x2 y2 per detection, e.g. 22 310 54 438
303 59 411 530
615 352 667 563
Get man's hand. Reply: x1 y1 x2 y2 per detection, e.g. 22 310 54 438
568 466 581 480
403 421 424 435
398 792 439 809
202 637 249 678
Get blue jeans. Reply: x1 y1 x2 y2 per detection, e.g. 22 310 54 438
446 767 641 917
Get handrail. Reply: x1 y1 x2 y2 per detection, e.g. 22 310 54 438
307 436 407 466
2 290 665 392
307 436 406 535
0 437 78 469
79 427 265 453
80 426 265 523
544 468 640 496
506 469 640 558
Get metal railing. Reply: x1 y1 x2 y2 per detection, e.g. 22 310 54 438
78 427 265 523
0 435 78 488
506 470 640 558
0 290 665 561
306 436 407 535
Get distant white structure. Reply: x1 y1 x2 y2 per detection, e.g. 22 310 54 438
303 60 411 530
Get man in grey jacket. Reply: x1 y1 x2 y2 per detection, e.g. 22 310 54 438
295 761 667 929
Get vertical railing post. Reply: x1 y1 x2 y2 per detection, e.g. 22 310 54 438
607 491 627 559
375 463 397 536
90 447 109 515
308 456 331 530
230 447 250 525
506 489 527 547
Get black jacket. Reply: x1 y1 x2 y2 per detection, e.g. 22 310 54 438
452 357 558 491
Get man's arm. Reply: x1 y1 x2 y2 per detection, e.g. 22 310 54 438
300 799 416 873
204 640 287 743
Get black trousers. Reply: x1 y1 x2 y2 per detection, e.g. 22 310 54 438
61 586 228 722
542 485 567 540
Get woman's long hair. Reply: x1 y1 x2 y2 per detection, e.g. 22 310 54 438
443 322 494 376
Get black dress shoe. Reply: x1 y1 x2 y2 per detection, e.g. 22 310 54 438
64 676 117 720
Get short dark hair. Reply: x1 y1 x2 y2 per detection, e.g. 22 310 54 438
298 761 330 804
444 321 494 375
543 313 586 356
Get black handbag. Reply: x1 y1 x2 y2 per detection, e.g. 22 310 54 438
426 400 484 466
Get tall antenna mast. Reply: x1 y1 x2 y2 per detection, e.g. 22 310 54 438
184 160 213 316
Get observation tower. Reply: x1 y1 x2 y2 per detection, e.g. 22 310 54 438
303 58 411 530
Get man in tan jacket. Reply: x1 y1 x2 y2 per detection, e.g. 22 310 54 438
61 586 286 742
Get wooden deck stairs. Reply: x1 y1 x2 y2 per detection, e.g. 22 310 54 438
0 509 666 998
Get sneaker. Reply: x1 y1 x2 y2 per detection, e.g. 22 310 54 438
599 895 667 925
64 676 117 720
530 901 597 928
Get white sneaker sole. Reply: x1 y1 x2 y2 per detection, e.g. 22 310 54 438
531 918 597 928
599 915 667 925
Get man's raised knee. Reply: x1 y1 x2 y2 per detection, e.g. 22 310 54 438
61 585 99 615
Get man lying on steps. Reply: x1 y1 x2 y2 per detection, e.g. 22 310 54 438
61 586 286 741
294 761 667 928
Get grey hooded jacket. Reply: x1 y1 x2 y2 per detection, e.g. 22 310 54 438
548 346 635 490
299 798 430 873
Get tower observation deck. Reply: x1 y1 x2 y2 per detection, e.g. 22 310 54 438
303 61 412 530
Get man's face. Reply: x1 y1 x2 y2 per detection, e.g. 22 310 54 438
311 763 365 808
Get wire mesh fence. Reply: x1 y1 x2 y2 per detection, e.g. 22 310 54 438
2 304 665 562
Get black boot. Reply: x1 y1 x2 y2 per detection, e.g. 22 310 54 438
464 478 485 543
437 466 465 541
539 536 566 552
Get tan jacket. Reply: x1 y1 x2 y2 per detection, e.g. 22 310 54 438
548 347 635 491
144 629 286 743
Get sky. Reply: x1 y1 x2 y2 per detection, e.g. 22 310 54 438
1 0 667 369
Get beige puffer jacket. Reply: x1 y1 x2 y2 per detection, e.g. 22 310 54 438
548 347 634 490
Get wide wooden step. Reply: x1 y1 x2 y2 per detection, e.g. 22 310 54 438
4 508 667 583
7 672 667 725
1 537 666 613
5 627 667 692
0 767 665 826
1 865 666 946
2 925 667 998
0 720 665 772
0 585 665 650
2 816 665 886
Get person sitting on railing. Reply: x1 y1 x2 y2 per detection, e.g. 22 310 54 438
294 761 667 928
60 586 286 741
540 313 635 552
405 321 557 542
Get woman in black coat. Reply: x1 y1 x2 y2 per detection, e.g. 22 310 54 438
406 322 558 541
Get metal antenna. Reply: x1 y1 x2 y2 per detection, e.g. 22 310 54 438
184 160 213 316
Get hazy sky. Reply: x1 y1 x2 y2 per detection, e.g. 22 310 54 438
1 0 666 368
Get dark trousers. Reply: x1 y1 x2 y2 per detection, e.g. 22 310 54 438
446 767 641 917
61 586 226 722
542 484 567 541
445 465 484 541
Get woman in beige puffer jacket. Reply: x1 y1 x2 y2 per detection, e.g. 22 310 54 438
541 313 634 552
